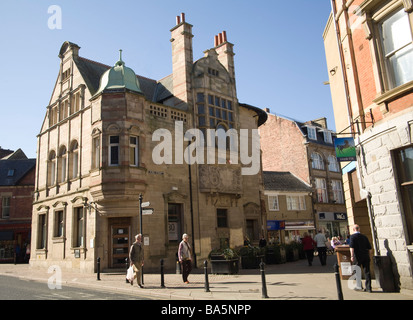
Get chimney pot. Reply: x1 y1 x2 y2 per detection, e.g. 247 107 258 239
222 31 227 42
181 12 185 23
219 33 223 45
176 16 181 25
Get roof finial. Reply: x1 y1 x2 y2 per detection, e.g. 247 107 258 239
115 49 125 66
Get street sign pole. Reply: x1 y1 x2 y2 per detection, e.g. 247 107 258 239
139 193 144 285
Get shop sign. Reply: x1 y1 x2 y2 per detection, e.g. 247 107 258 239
266 220 285 231
334 213 347 220
334 137 356 162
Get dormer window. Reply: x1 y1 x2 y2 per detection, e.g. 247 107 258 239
323 131 332 144
307 126 317 140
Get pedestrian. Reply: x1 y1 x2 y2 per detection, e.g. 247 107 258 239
178 233 192 284
259 235 267 248
314 229 327 266
350 224 373 292
129 234 144 288
331 237 341 249
301 232 316 266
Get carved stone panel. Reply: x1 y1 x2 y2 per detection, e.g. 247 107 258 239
198 165 242 194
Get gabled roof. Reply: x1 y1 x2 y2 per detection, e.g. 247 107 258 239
0 158 36 186
263 171 311 193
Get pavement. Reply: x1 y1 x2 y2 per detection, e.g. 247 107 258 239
0 254 412 301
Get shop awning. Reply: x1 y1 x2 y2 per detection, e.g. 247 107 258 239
285 221 315 230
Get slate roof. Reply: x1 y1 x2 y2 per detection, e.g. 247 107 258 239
71 46 267 125
263 171 311 192
75 57 164 103
0 158 36 186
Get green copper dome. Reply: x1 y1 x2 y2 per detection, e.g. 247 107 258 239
94 50 142 96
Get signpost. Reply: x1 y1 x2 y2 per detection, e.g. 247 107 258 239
142 208 154 215
138 195 154 285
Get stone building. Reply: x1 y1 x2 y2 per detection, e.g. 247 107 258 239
30 13 267 273
263 171 313 243
259 113 348 238
0 149 35 263
323 0 413 290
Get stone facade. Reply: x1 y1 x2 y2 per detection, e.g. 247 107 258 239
30 14 267 273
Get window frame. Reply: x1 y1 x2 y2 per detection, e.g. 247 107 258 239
312 152 325 170
109 135 120 166
315 178 328 203
217 208 228 228
332 180 344 204
1 196 11 219
129 135 139 167
378 7 413 90
268 195 279 211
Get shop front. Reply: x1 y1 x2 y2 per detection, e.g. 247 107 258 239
284 221 316 243
317 212 349 240
0 222 31 263
266 220 285 244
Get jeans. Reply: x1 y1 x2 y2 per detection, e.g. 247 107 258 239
317 247 327 266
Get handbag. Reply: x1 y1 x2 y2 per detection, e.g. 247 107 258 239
126 266 134 282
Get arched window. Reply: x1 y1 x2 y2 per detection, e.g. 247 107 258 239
311 152 325 170
48 151 56 186
69 141 79 179
58 146 67 183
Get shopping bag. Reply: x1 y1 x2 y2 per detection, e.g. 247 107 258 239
126 266 134 282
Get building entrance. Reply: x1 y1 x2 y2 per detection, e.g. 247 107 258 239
109 219 131 268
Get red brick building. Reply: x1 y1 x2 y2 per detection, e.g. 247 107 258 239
0 149 35 263
260 113 348 239
324 0 413 291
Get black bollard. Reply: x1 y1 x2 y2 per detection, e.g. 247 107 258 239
334 263 344 300
97 257 101 281
204 260 210 292
260 259 269 299
125 258 129 283
160 259 165 288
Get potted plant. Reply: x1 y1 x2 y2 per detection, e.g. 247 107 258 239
285 241 302 262
208 248 239 274
265 244 286 264
239 246 265 269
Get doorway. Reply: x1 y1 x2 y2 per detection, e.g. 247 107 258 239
109 219 131 268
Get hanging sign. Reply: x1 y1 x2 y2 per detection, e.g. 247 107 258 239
334 137 356 162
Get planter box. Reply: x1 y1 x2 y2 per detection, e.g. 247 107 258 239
266 246 286 264
241 255 264 269
210 258 239 274
286 248 299 262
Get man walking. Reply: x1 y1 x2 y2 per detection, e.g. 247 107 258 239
350 224 373 292
129 234 144 288
314 229 327 266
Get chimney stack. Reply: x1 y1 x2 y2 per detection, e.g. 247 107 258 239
170 13 193 109
214 31 228 47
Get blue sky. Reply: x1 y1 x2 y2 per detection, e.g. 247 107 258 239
0 1 334 158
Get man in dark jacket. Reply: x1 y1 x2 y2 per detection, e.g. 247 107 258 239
350 225 373 292
129 234 144 288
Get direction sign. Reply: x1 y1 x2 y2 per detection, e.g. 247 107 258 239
141 202 150 208
142 208 154 215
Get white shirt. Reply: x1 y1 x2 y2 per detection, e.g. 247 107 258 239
314 233 327 247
